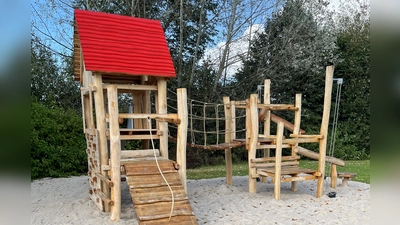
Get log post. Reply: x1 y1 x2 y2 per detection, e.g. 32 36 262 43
291 93 302 192
107 85 121 221
330 164 337 188
157 77 168 158
142 89 151 149
248 94 259 193
92 73 111 212
223 96 233 185
262 79 271 183
317 65 334 198
274 122 284 200
177 88 188 193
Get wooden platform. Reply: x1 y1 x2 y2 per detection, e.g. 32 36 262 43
169 135 245 150
124 160 198 225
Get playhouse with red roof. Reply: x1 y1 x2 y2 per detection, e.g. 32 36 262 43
74 9 196 224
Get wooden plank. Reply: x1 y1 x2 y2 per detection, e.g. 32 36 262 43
120 149 160 159
168 135 244 150
130 185 188 204
280 138 320 144
103 83 158 91
127 173 182 189
251 155 300 163
124 160 177 176
281 175 318 182
115 134 160 140
257 144 291 149
258 104 298 111
251 161 299 168
135 200 195 221
261 166 319 176
138 215 197 225
290 134 323 138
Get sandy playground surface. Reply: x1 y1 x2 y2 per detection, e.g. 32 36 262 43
31 175 370 224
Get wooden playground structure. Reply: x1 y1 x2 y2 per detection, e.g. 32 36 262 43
74 9 347 224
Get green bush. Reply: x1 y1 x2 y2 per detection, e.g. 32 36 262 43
31 98 87 179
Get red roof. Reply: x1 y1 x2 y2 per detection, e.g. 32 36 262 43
74 9 176 78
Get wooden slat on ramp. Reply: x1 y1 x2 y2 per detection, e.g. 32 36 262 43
125 160 198 225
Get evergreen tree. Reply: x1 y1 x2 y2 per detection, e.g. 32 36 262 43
235 0 337 130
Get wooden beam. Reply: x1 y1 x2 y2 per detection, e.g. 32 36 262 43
251 155 300 163
103 84 157 91
317 65 334 198
107 85 121 221
92 73 110 212
157 77 168 158
176 88 188 193
274 122 284 200
262 79 271 183
223 96 233 186
120 150 160 158
95 173 113 187
294 146 345 166
248 94 258 193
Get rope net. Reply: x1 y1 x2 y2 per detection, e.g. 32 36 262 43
167 89 246 149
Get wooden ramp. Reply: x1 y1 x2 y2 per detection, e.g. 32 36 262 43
125 160 198 225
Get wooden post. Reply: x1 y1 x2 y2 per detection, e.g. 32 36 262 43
330 164 337 188
92 73 111 212
316 65 334 198
274 122 284 200
176 88 188 193
133 93 142 129
142 90 151 149
291 93 302 192
107 85 121 221
231 101 236 141
262 79 271 183
248 94 258 193
223 96 233 185
157 77 168 158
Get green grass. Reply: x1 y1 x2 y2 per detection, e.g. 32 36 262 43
187 160 370 184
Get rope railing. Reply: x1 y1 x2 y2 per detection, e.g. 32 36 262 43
166 90 247 149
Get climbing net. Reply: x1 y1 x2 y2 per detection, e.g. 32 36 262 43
166 90 247 149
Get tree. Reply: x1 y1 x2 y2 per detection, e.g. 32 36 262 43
234 0 338 130
31 34 81 112
332 0 370 158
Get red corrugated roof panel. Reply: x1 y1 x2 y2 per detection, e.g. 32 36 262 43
74 9 176 77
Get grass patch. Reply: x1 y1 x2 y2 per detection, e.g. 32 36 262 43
187 160 370 184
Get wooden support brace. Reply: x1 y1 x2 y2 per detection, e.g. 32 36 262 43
95 173 114 187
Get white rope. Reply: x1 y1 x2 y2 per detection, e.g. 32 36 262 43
325 79 343 189
147 117 174 221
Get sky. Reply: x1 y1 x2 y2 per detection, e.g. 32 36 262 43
0 0 29 75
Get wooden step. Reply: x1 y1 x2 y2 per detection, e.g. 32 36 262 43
130 185 188 204
135 200 195 221
138 215 197 225
127 173 182 188
124 160 178 175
